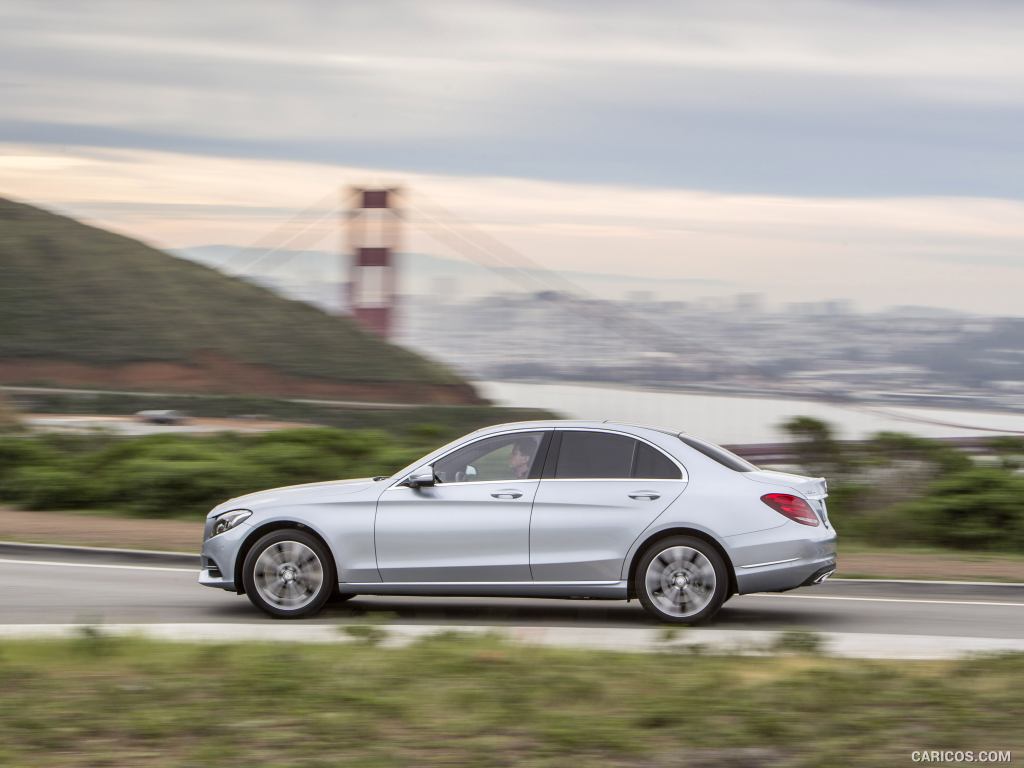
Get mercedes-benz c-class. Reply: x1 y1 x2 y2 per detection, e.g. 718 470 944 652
200 421 836 623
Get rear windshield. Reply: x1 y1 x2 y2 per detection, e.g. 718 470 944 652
679 436 758 472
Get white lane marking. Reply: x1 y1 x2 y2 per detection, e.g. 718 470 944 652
831 578 1024 587
0 557 1020 607
748 593 1024 608
0 557 195 573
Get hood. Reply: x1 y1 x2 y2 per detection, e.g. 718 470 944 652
742 470 828 499
208 477 381 517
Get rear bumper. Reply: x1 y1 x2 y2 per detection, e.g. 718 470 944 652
729 523 837 594
735 553 837 594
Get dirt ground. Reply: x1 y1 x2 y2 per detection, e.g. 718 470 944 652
834 550 1024 581
25 413 309 435
2 507 1023 581
0 508 202 552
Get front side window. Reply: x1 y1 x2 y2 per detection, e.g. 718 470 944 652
433 432 545 483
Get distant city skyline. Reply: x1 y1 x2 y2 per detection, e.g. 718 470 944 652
2 1 1023 314
178 243 1001 319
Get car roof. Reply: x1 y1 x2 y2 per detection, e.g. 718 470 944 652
470 419 682 437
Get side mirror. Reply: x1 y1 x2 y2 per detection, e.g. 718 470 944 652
405 466 436 489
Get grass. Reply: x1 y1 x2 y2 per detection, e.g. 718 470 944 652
0 196 465 389
0 634 1020 767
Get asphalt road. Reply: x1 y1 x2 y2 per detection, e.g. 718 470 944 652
1 554 1022 640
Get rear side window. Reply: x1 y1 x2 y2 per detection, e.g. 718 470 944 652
555 431 635 479
554 431 682 480
679 436 757 472
633 442 682 479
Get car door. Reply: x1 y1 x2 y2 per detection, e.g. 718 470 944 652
375 430 550 582
530 429 687 582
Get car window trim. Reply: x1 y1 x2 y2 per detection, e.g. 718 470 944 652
387 428 554 490
382 479 541 491
547 427 687 481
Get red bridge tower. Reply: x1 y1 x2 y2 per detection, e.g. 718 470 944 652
347 187 400 339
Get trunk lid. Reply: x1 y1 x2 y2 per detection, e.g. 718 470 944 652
742 469 827 498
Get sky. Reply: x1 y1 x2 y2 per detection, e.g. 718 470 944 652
2 0 1023 313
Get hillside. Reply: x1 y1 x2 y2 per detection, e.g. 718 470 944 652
0 197 480 404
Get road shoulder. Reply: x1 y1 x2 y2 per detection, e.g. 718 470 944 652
4 507 1024 582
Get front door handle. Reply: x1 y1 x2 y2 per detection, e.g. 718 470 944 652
491 490 523 499
628 491 661 500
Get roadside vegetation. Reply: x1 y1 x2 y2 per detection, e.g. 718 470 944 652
0 412 1020 553
0 394 553 518
0 393 19 431
0 428 426 518
780 417 1024 553
0 633 1020 767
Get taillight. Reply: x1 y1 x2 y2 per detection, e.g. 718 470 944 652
761 493 820 527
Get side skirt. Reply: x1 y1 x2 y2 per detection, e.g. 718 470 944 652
336 580 629 599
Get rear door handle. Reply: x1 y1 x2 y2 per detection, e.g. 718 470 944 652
491 490 523 499
628 491 661 500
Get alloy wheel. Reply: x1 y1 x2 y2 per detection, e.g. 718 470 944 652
643 545 717 619
252 540 324 610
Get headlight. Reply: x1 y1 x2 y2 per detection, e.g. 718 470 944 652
211 509 252 537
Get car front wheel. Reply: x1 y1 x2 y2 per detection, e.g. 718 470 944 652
242 530 335 619
635 535 728 624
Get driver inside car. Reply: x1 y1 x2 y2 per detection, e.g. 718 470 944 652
508 437 536 480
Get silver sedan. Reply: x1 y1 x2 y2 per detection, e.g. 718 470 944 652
200 421 837 623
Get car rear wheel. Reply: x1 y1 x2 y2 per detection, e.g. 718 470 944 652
243 530 335 619
635 536 728 624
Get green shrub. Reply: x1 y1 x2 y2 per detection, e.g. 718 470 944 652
887 468 1024 551
3 465 85 510
0 428 410 518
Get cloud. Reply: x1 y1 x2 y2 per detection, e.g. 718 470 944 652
2 1 1022 315
1 0 1023 196
2 143 1023 314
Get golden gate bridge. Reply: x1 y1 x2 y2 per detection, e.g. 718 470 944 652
209 187 1024 436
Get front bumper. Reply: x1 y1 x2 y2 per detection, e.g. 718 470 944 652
198 521 251 592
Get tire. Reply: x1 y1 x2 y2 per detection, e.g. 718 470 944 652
242 529 335 619
634 535 729 624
